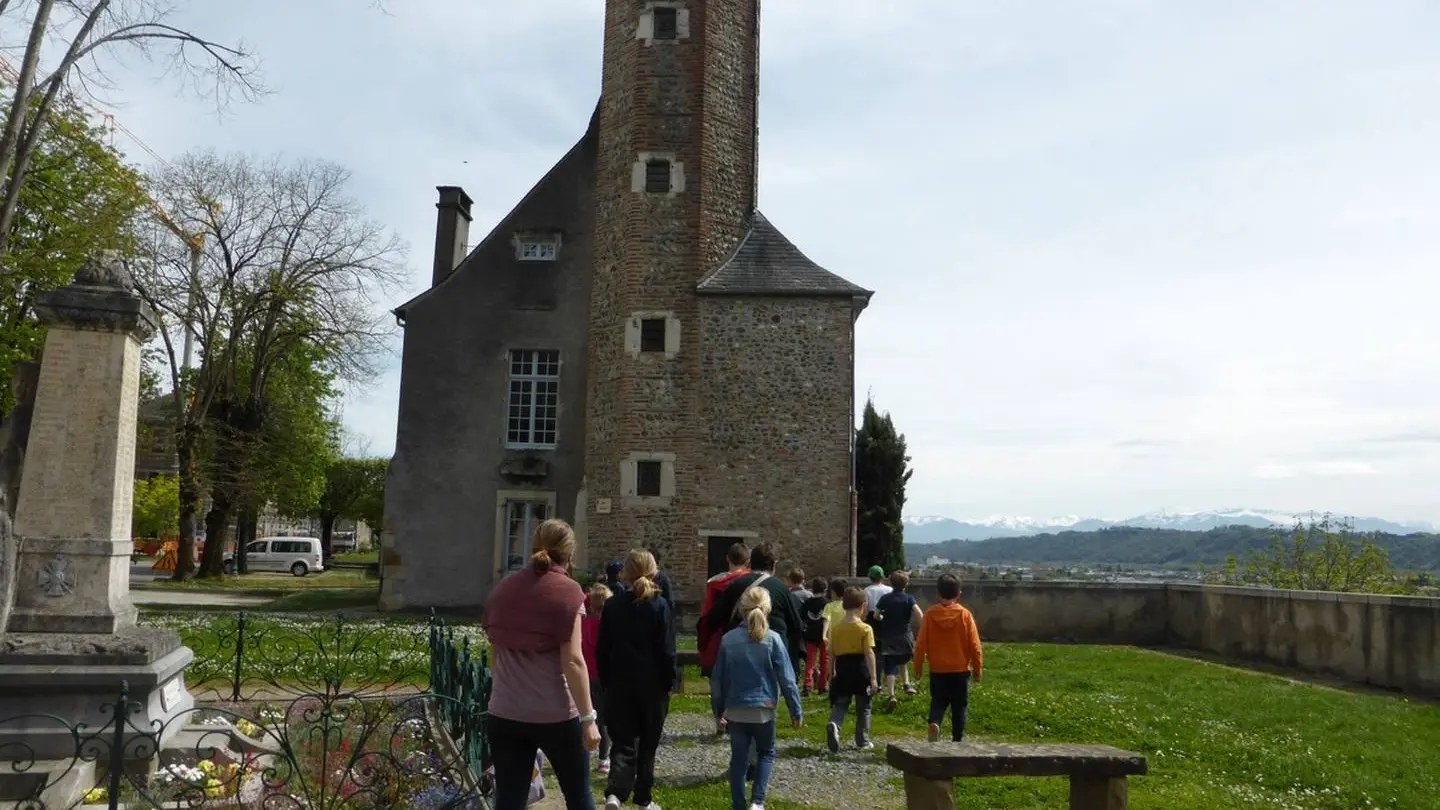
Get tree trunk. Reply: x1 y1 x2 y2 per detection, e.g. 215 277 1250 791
235 505 257 574
198 483 231 578
173 436 201 581
320 512 337 560
0 0 54 227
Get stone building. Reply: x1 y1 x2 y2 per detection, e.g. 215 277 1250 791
380 0 872 610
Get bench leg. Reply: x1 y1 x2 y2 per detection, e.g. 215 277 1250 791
902 774 955 810
1069 775 1127 810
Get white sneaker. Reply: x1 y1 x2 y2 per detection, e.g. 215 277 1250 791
825 722 840 754
641 803 663 810
604 796 621 810
749 805 765 810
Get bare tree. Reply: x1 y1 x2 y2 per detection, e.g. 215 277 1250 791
0 0 267 271
133 150 406 579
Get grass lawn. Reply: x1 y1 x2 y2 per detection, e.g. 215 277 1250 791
655 644 1440 810
139 568 374 592
334 548 379 563
140 610 483 690
263 586 379 612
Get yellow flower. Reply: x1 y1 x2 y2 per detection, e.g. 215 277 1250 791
83 787 107 804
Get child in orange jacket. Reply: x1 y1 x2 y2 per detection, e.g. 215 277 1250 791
912 573 983 742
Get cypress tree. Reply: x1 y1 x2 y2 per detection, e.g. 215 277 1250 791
855 397 912 574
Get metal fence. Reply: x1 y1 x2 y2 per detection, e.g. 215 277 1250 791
0 612 492 809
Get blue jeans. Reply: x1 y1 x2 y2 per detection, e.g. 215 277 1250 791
488 715 595 810
727 720 776 810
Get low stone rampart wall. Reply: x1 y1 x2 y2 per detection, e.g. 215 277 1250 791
894 579 1439 696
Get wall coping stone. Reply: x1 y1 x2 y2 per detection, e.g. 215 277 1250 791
902 578 1440 606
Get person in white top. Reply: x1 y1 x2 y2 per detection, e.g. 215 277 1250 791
862 565 892 626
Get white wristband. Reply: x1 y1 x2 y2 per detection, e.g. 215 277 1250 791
578 710 598 725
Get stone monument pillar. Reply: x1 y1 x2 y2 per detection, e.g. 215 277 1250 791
0 252 194 762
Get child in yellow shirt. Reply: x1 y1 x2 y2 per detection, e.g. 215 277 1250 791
824 586 877 753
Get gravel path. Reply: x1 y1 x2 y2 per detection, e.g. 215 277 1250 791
533 711 905 809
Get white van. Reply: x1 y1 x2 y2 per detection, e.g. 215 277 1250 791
223 537 325 577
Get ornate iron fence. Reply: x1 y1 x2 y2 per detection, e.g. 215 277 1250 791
0 612 491 809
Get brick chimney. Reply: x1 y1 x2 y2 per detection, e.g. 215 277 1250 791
432 186 473 287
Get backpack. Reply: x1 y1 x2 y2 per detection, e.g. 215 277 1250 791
801 595 828 644
698 572 769 673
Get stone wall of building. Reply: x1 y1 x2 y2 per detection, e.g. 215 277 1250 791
697 296 854 580
893 579 1440 696
381 125 597 612
584 0 762 598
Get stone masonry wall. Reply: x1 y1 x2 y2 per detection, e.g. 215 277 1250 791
894 579 1440 696
699 0 759 271
697 297 854 580
585 0 761 599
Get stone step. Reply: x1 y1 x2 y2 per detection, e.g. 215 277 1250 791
0 758 95 809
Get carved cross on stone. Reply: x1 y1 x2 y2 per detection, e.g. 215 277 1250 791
37 553 75 597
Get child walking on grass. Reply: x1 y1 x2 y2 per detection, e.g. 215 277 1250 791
711 586 804 810
825 586 877 753
800 577 831 696
875 570 924 709
581 583 613 773
913 573 984 743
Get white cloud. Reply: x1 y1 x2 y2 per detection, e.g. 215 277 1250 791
52 0 1440 523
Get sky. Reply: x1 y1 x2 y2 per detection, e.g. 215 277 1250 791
28 0 1440 524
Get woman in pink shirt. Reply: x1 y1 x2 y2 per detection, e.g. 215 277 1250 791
482 519 600 810
581 583 613 774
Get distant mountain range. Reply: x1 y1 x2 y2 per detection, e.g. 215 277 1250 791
903 508 1437 544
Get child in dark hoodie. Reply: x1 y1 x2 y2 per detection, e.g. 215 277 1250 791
913 573 984 742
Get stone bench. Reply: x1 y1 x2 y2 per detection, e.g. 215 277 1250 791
886 741 1148 810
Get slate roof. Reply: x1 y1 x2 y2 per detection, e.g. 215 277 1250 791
696 211 873 298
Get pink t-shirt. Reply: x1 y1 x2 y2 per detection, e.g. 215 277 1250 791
581 614 601 680
487 606 583 724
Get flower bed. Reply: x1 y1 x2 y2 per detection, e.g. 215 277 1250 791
78 697 483 809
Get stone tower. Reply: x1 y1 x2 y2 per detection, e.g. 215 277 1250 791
584 0 761 581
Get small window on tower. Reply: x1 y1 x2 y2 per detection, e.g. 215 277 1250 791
636 461 663 497
645 160 672 194
652 7 678 40
639 318 666 352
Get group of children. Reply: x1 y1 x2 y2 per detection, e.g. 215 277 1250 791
582 552 985 810
785 568 985 750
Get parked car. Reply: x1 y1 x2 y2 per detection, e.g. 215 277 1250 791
223 537 325 577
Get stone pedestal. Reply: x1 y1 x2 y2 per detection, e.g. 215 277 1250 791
0 253 195 788
8 262 153 634
0 627 194 760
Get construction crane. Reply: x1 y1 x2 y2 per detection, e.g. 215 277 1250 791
148 197 219 370
0 54 212 369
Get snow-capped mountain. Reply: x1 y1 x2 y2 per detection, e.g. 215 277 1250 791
902 508 1436 544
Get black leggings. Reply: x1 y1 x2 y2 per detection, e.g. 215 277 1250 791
488 715 595 810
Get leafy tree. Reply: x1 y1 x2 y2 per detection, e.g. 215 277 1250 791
131 474 178 538
0 0 264 269
1227 515 1412 594
316 456 387 558
214 341 336 574
0 91 146 414
855 397 912 575
132 151 406 579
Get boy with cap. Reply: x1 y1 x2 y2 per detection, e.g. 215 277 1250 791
604 560 628 594
862 565 892 635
